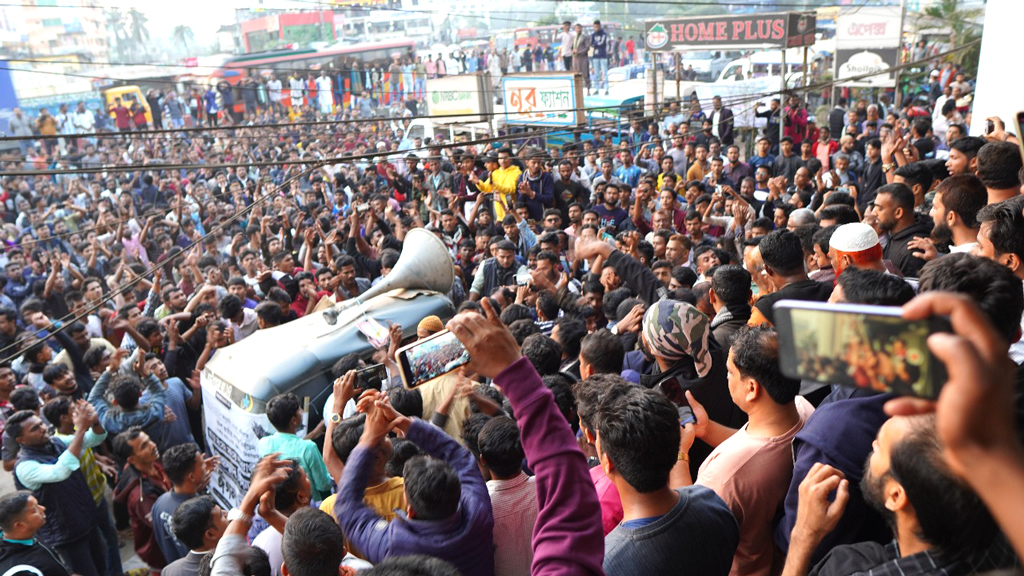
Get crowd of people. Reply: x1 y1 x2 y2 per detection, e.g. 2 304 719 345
3 51 1024 576
7 21 638 149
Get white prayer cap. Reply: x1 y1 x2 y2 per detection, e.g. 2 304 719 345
829 223 879 253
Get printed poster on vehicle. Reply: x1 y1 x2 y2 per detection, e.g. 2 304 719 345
201 369 306 508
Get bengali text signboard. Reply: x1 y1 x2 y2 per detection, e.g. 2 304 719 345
834 6 900 87
501 73 584 127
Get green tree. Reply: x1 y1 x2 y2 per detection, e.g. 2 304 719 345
104 9 129 62
173 25 196 55
127 8 151 58
921 0 983 75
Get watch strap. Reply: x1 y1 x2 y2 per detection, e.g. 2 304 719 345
227 508 252 523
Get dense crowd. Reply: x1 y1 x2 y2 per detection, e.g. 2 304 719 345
7 20 635 148
2 55 1024 576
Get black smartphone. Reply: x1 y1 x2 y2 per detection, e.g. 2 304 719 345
773 300 950 399
395 329 471 388
986 119 995 135
354 363 388 392
1013 111 1024 166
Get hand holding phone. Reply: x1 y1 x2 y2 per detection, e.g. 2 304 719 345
1012 111 1024 166
354 363 388 392
396 329 471 388
446 299 523 380
881 292 1019 479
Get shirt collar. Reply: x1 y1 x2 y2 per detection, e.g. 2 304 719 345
489 471 530 491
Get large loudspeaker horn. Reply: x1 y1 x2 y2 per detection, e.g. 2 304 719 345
323 228 455 325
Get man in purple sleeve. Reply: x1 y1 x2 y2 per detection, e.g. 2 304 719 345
334 381 495 576
447 299 606 576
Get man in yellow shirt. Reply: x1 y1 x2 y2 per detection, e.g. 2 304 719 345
686 143 710 182
320 412 406 561
321 371 407 556
473 148 522 221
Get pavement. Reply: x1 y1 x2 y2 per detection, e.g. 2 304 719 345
0 468 149 574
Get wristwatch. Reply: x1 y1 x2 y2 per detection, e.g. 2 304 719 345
329 413 342 424
227 508 252 523
882 163 894 173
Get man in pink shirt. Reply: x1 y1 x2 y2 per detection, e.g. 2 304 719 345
687 326 814 576
573 372 624 535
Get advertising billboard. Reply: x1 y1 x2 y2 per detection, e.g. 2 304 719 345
834 6 901 87
425 73 492 124
501 73 584 127
645 12 816 52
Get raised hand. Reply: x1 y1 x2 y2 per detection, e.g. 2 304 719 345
447 298 521 380
791 463 850 547
908 236 938 261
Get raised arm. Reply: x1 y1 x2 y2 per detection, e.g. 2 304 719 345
449 300 604 576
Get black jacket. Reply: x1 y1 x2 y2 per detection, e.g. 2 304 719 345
0 539 71 576
828 106 847 138
858 159 885 214
883 216 932 278
709 304 751 350
606 249 667 306
639 335 747 479
14 438 97 548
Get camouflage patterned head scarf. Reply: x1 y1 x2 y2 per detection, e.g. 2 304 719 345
642 299 712 377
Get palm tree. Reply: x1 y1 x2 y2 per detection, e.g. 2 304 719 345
173 25 196 56
921 0 984 73
127 8 151 58
104 8 129 62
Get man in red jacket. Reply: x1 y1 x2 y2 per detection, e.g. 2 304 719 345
109 98 131 132
113 428 171 570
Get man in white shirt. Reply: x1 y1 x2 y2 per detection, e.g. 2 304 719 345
558 21 575 72
267 73 283 115
479 416 538 576
315 71 333 116
288 74 305 110
72 101 95 134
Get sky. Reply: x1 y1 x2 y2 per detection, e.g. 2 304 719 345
140 1 243 41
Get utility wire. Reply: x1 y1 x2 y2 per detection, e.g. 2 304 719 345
2 40 980 173
0 162 323 365
0 111 715 361
0 114 687 177
0 87 771 143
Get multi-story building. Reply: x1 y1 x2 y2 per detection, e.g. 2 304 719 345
15 0 109 59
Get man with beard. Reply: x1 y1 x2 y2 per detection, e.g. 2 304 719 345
873 184 932 278
555 161 588 219
469 240 526 301
907 174 986 260
781 414 1015 576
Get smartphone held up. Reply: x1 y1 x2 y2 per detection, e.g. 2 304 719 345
773 300 950 399
395 329 471 389
354 363 388 392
